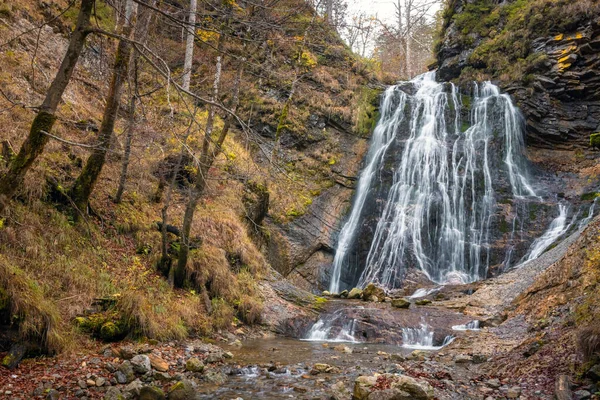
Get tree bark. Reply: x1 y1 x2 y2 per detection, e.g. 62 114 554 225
0 0 94 209
70 0 137 215
115 0 156 203
182 0 197 90
174 44 224 287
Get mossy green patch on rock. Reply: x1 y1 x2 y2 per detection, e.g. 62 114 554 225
590 133 600 149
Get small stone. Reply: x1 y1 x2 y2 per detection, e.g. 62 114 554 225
205 352 224 363
123 379 143 397
86 379 96 387
333 345 352 354
154 372 173 382
454 354 473 363
46 389 60 400
339 290 349 298
574 390 592 400
230 339 242 347
78 380 87 389
293 385 309 393
415 299 432 306
148 354 169 372
322 291 331 296
224 351 234 359
391 298 410 309
472 354 487 364
185 357 204 373
486 379 501 389
167 380 196 400
96 377 106 387
103 387 125 400
506 386 522 398
118 346 136 360
204 370 226 384
131 355 152 374
139 385 166 400
117 361 135 383
33 387 45 396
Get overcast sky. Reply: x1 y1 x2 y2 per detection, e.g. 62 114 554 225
348 0 441 24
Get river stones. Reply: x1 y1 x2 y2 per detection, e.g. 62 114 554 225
353 373 434 400
363 283 385 302
391 298 410 309
348 288 363 299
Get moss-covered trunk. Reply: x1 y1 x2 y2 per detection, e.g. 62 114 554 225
70 5 136 215
0 0 94 208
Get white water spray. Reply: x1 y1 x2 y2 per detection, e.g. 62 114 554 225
525 204 569 262
329 72 538 291
402 323 454 350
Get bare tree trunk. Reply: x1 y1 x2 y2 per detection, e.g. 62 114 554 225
182 0 197 90
158 0 198 276
326 0 333 23
115 0 156 203
70 0 138 215
174 46 224 288
405 0 413 78
0 0 94 209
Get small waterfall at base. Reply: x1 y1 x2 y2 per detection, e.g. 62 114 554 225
402 323 454 350
329 71 542 291
452 320 480 331
302 309 359 343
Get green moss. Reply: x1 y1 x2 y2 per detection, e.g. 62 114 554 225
590 133 600 149
581 192 600 201
355 87 382 137
313 296 328 310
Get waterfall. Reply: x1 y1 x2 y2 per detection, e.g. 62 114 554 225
402 323 454 350
329 72 539 291
524 204 570 262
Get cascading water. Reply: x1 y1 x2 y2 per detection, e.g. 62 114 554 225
524 204 570 262
452 320 480 331
402 323 454 350
302 308 359 343
329 72 541 291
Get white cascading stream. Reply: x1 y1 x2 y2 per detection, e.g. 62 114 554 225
402 323 454 350
329 72 539 291
328 86 405 293
524 204 569 262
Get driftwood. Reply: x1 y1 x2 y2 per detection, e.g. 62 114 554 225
555 375 573 400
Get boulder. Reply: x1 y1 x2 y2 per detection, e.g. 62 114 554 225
185 357 204 373
117 361 135 383
103 387 125 400
148 354 169 372
353 374 434 400
340 290 349 298
167 380 196 400
363 283 386 302
311 363 340 374
391 298 410 309
131 354 152 374
348 288 363 299
139 386 166 400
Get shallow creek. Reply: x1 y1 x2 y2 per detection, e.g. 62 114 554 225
196 297 484 399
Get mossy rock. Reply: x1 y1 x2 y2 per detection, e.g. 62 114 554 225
391 298 410 309
139 386 166 400
167 380 196 400
347 288 363 299
591 133 600 149
99 322 126 341
415 299 432 306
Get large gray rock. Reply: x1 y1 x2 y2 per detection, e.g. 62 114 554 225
167 380 197 400
131 355 152 374
353 374 434 400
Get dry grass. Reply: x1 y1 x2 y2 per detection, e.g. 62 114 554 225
578 324 600 362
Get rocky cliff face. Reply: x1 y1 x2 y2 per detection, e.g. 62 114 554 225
437 0 600 151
